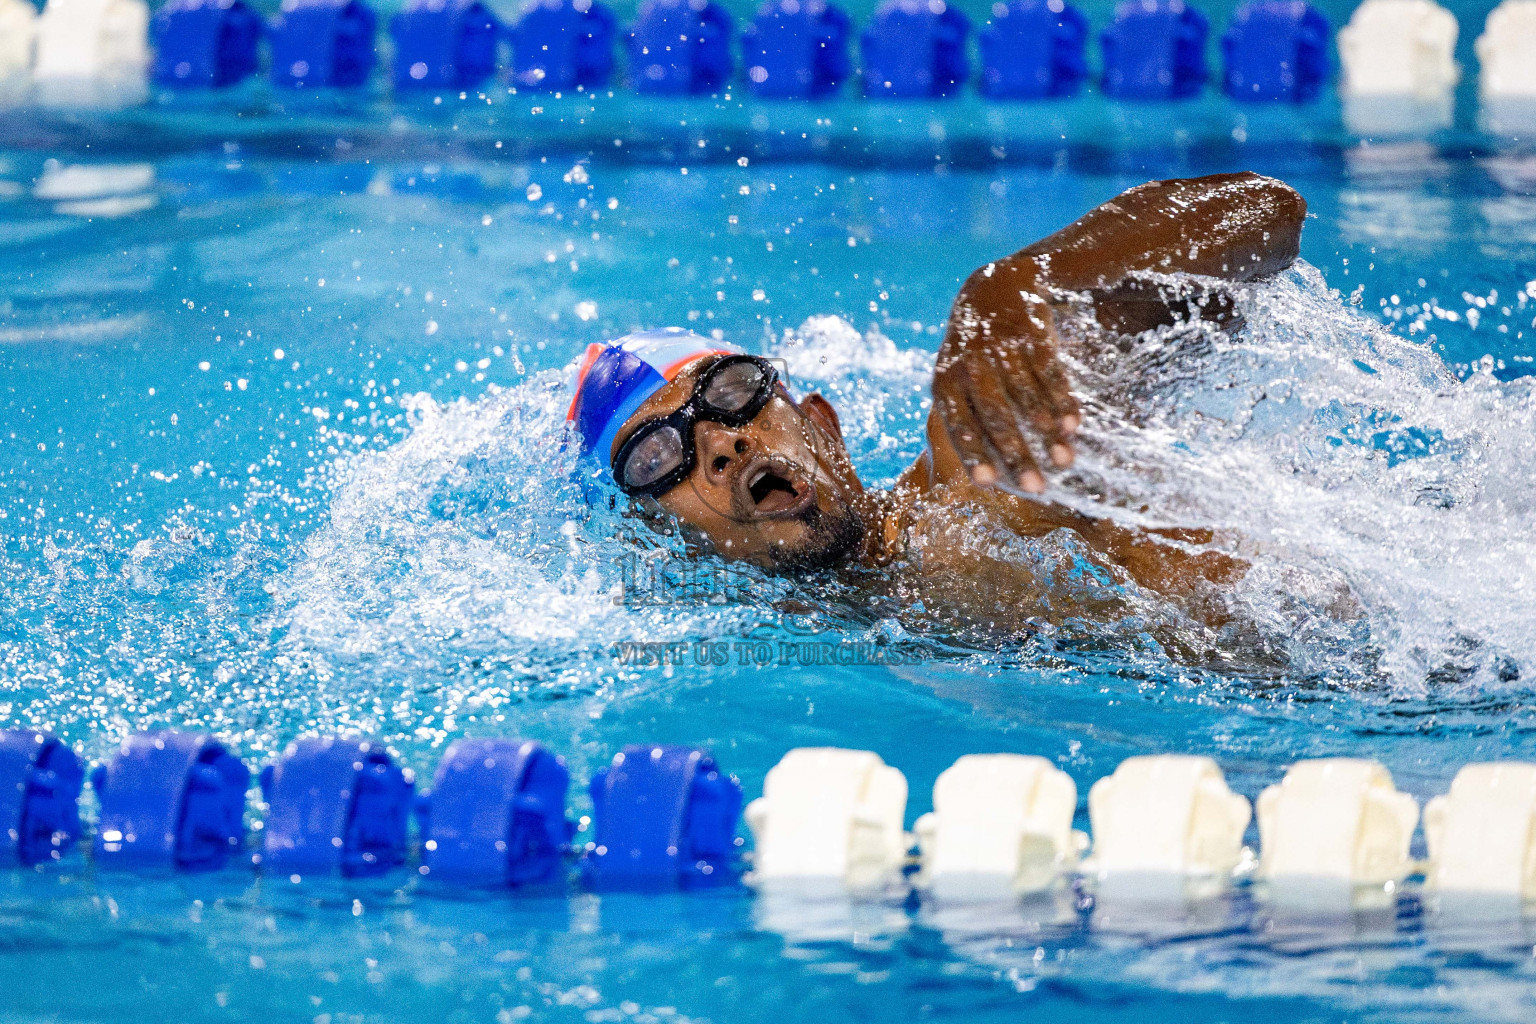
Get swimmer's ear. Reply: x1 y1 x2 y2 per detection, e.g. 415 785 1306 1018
799 392 844 446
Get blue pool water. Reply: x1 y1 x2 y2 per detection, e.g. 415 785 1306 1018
4 85 1536 1021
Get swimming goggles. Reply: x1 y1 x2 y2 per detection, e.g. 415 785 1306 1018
611 354 782 497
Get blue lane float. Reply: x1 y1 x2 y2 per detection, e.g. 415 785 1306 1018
0 731 83 867
741 0 852 100
150 0 263 89
131 0 1396 106
268 0 378 89
1220 0 1328 103
91 732 248 872
979 0 1088 99
389 0 502 91
1100 0 1208 100
627 0 734 96
416 739 571 886
258 738 413 878
860 0 971 99
20 731 1536 909
511 0 616 91
582 745 742 889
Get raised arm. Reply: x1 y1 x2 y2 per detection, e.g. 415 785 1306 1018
927 172 1306 492
1018 171 1306 289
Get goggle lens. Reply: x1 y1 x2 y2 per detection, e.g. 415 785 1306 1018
701 359 768 413
620 423 687 491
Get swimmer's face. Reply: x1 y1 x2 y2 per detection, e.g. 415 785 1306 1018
611 356 867 571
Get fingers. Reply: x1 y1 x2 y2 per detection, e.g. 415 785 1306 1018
989 297 1080 466
1023 344 1081 464
985 347 1060 462
962 361 1046 492
986 342 1078 470
933 370 998 487
931 297 1081 492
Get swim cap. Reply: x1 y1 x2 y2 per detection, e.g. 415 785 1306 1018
566 328 737 476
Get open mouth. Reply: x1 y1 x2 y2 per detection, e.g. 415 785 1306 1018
739 458 815 518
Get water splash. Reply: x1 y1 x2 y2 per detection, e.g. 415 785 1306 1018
263 373 796 753
1053 262 1536 693
769 314 934 484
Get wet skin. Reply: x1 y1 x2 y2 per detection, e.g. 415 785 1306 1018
609 172 1308 631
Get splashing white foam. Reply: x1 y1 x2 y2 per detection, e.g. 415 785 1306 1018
1052 262 1536 692
769 315 933 480
266 374 774 718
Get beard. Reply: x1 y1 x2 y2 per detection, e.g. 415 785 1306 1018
764 500 866 573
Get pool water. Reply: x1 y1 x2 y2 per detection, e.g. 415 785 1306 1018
3 90 1536 1023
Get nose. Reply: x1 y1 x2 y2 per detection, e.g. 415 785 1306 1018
695 421 752 483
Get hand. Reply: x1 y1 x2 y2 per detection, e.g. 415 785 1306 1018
931 260 1081 493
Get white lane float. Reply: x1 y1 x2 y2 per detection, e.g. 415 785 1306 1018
1256 758 1419 897
745 747 909 890
1478 0 1536 98
1085 755 1252 890
1338 0 1459 99
33 0 150 105
914 754 1083 898
1425 762 1536 900
0 0 36 80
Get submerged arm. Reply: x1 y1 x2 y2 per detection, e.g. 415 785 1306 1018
926 172 1306 491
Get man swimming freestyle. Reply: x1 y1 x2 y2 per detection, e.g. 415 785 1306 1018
567 173 1307 637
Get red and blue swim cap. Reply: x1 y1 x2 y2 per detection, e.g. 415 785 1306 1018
566 328 737 478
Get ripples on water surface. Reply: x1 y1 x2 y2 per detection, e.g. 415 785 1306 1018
2 120 1536 1022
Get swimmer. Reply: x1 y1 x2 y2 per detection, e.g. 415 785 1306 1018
567 172 1307 640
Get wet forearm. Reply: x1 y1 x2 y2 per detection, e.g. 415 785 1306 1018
927 173 1307 494
1017 172 1307 292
